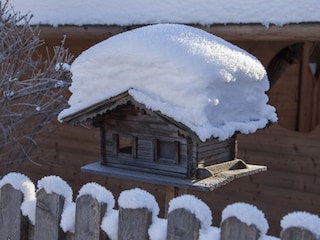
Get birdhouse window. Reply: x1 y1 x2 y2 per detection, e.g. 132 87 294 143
154 139 180 164
113 134 137 158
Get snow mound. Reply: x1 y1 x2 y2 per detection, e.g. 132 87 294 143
37 175 73 201
0 172 36 224
37 175 74 230
168 194 212 230
101 209 119 240
118 188 159 221
59 24 277 141
221 202 269 235
60 202 76 233
281 211 320 238
78 182 115 210
148 218 167 240
60 182 115 233
200 226 220 240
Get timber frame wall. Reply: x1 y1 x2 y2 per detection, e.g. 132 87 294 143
16 23 320 236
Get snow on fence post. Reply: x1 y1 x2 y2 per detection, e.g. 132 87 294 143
0 172 36 240
280 211 320 240
220 202 269 240
118 188 159 240
167 195 213 240
0 184 28 240
34 176 73 240
74 183 114 240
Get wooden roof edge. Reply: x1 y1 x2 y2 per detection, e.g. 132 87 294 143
38 23 320 42
60 91 132 125
60 90 202 140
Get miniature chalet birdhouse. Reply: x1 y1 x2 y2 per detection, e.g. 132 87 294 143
59 24 277 191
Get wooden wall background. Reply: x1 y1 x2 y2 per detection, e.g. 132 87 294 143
18 24 320 236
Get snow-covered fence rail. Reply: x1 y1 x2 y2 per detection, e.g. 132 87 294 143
0 173 320 240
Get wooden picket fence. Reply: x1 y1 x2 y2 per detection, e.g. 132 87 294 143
0 173 319 240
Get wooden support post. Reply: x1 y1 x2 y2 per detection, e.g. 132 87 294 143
34 189 65 240
298 42 315 132
167 208 201 240
0 184 28 240
74 194 107 240
164 186 188 217
165 185 177 217
118 207 152 240
281 227 317 240
220 217 260 240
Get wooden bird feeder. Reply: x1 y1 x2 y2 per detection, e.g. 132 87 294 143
59 24 275 191
62 91 266 191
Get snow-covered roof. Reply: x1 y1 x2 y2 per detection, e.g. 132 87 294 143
59 24 277 141
9 0 320 27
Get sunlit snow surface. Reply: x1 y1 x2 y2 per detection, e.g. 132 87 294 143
60 182 115 233
168 195 212 230
281 211 320 238
59 24 277 141
118 188 159 221
221 202 269 235
9 0 320 27
0 172 36 224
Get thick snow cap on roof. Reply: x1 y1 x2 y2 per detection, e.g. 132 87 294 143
59 24 277 141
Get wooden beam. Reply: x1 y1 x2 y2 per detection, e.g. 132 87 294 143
38 25 126 40
164 185 177 217
198 23 320 41
298 42 316 132
38 23 320 42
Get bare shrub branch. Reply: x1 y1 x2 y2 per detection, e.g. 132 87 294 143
0 2 73 174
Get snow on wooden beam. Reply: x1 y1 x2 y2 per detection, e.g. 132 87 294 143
38 23 320 42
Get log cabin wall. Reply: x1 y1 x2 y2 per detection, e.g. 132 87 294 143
197 136 236 167
97 104 191 178
18 24 320 236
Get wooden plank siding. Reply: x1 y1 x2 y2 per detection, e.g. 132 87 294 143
298 42 320 132
99 104 191 177
198 137 236 167
268 63 300 130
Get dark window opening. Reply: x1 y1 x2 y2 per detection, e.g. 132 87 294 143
119 135 133 154
267 43 303 88
267 42 320 132
154 139 179 164
158 141 175 159
113 134 137 158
